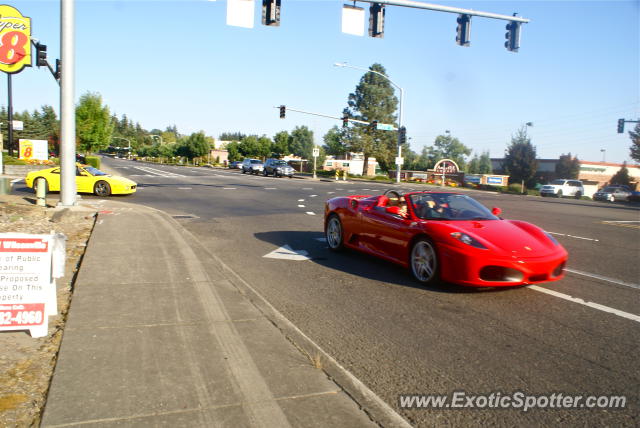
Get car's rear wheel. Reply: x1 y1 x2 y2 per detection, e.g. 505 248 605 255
410 238 439 285
242 169 246 174
33 177 48 194
94 181 111 197
325 214 344 251
556 190 563 198
263 170 268 176
574 191 582 199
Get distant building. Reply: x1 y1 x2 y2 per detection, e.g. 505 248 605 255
491 158 640 190
323 153 380 176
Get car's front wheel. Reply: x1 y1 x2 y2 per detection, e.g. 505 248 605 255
556 190 563 198
94 181 111 197
574 191 582 199
325 214 344 251
410 238 439 285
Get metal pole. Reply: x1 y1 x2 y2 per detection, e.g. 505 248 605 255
7 74 13 157
59 0 76 206
396 86 403 184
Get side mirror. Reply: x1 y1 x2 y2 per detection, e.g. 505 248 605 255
491 207 502 216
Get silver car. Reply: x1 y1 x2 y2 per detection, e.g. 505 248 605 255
593 186 632 202
263 159 295 178
241 159 264 175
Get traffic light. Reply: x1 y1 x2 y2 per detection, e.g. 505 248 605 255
370 120 378 130
617 118 625 134
54 59 61 80
342 113 349 128
368 3 385 38
455 14 471 47
279 105 285 119
35 43 47 67
504 21 521 52
398 126 407 145
261 0 281 26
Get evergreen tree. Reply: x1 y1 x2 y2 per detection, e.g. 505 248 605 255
467 154 480 173
322 126 348 157
289 126 314 161
610 162 631 186
502 127 538 187
555 153 580 179
345 63 398 172
478 151 493 174
629 123 640 162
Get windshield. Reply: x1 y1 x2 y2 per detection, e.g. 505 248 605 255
84 166 108 176
550 180 566 185
408 193 499 221
274 161 288 166
250 160 262 164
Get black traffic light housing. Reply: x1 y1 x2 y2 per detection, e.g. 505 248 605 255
262 0 281 26
35 43 47 67
455 14 471 47
370 120 378 130
279 105 286 119
505 21 521 52
398 126 407 145
342 113 349 128
369 3 385 38
617 118 625 134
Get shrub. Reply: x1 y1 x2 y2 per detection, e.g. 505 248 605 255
85 156 100 169
507 183 524 194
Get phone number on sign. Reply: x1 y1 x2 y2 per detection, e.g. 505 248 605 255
0 309 44 326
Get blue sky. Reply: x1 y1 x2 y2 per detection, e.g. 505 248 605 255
6 0 640 164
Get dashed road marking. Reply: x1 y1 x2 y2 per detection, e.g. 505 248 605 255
178 187 192 190
565 268 640 290
310 194 318 197
223 187 236 190
306 212 316 216
298 199 305 202
529 285 640 323
298 205 305 208
601 221 640 230
264 187 277 190
548 232 599 242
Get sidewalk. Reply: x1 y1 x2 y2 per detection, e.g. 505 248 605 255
40 201 379 427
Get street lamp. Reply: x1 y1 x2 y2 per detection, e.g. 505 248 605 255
600 149 606 163
334 62 404 183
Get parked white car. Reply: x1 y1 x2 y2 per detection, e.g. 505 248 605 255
540 179 584 199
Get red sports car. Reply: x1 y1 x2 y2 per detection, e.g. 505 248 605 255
324 190 568 287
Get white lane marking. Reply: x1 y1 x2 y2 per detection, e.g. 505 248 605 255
302 187 313 190
306 212 316 216
298 199 305 202
264 187 277 190
529 286 640 323
134 166 185 177
602 220 640 223
565 269 640 290
314 238 326 242
263 245 310 261
547 232 599 242
223 187 236 190
298 205 306 208
178 187 192 190
327 192 335 194
310 194 318 197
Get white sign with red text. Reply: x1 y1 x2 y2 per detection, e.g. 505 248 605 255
0 234 66 337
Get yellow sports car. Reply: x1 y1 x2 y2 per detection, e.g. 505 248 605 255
25 164 137 196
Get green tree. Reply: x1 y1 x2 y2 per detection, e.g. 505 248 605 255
610 162 631 186
629 123 640 162
219 132 246 141
76 92 114 153
427 133 471 170
467 154 480 173
555 153 580 179
289 126 314 160
502 127 538 187
345 63 398 172
256 136 272 158
272 131 290 157
478 151 493 174
322 126 348 157
177 131 209 160
239 135 260 157
226 141 241 161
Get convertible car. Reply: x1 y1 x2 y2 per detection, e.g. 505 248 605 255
25 164 137 197
324 190 568 287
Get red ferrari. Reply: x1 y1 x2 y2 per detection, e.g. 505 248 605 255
324 190 568 287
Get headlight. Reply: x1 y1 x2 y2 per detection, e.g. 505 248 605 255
450 232 487 249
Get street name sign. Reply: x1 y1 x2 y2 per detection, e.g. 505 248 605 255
376 123 397 131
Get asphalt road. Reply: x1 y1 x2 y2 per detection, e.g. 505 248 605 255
16 157 640 427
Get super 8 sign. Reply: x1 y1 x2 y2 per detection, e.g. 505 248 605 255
0 5 31 74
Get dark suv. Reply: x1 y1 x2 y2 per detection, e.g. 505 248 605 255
263 159 295 178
